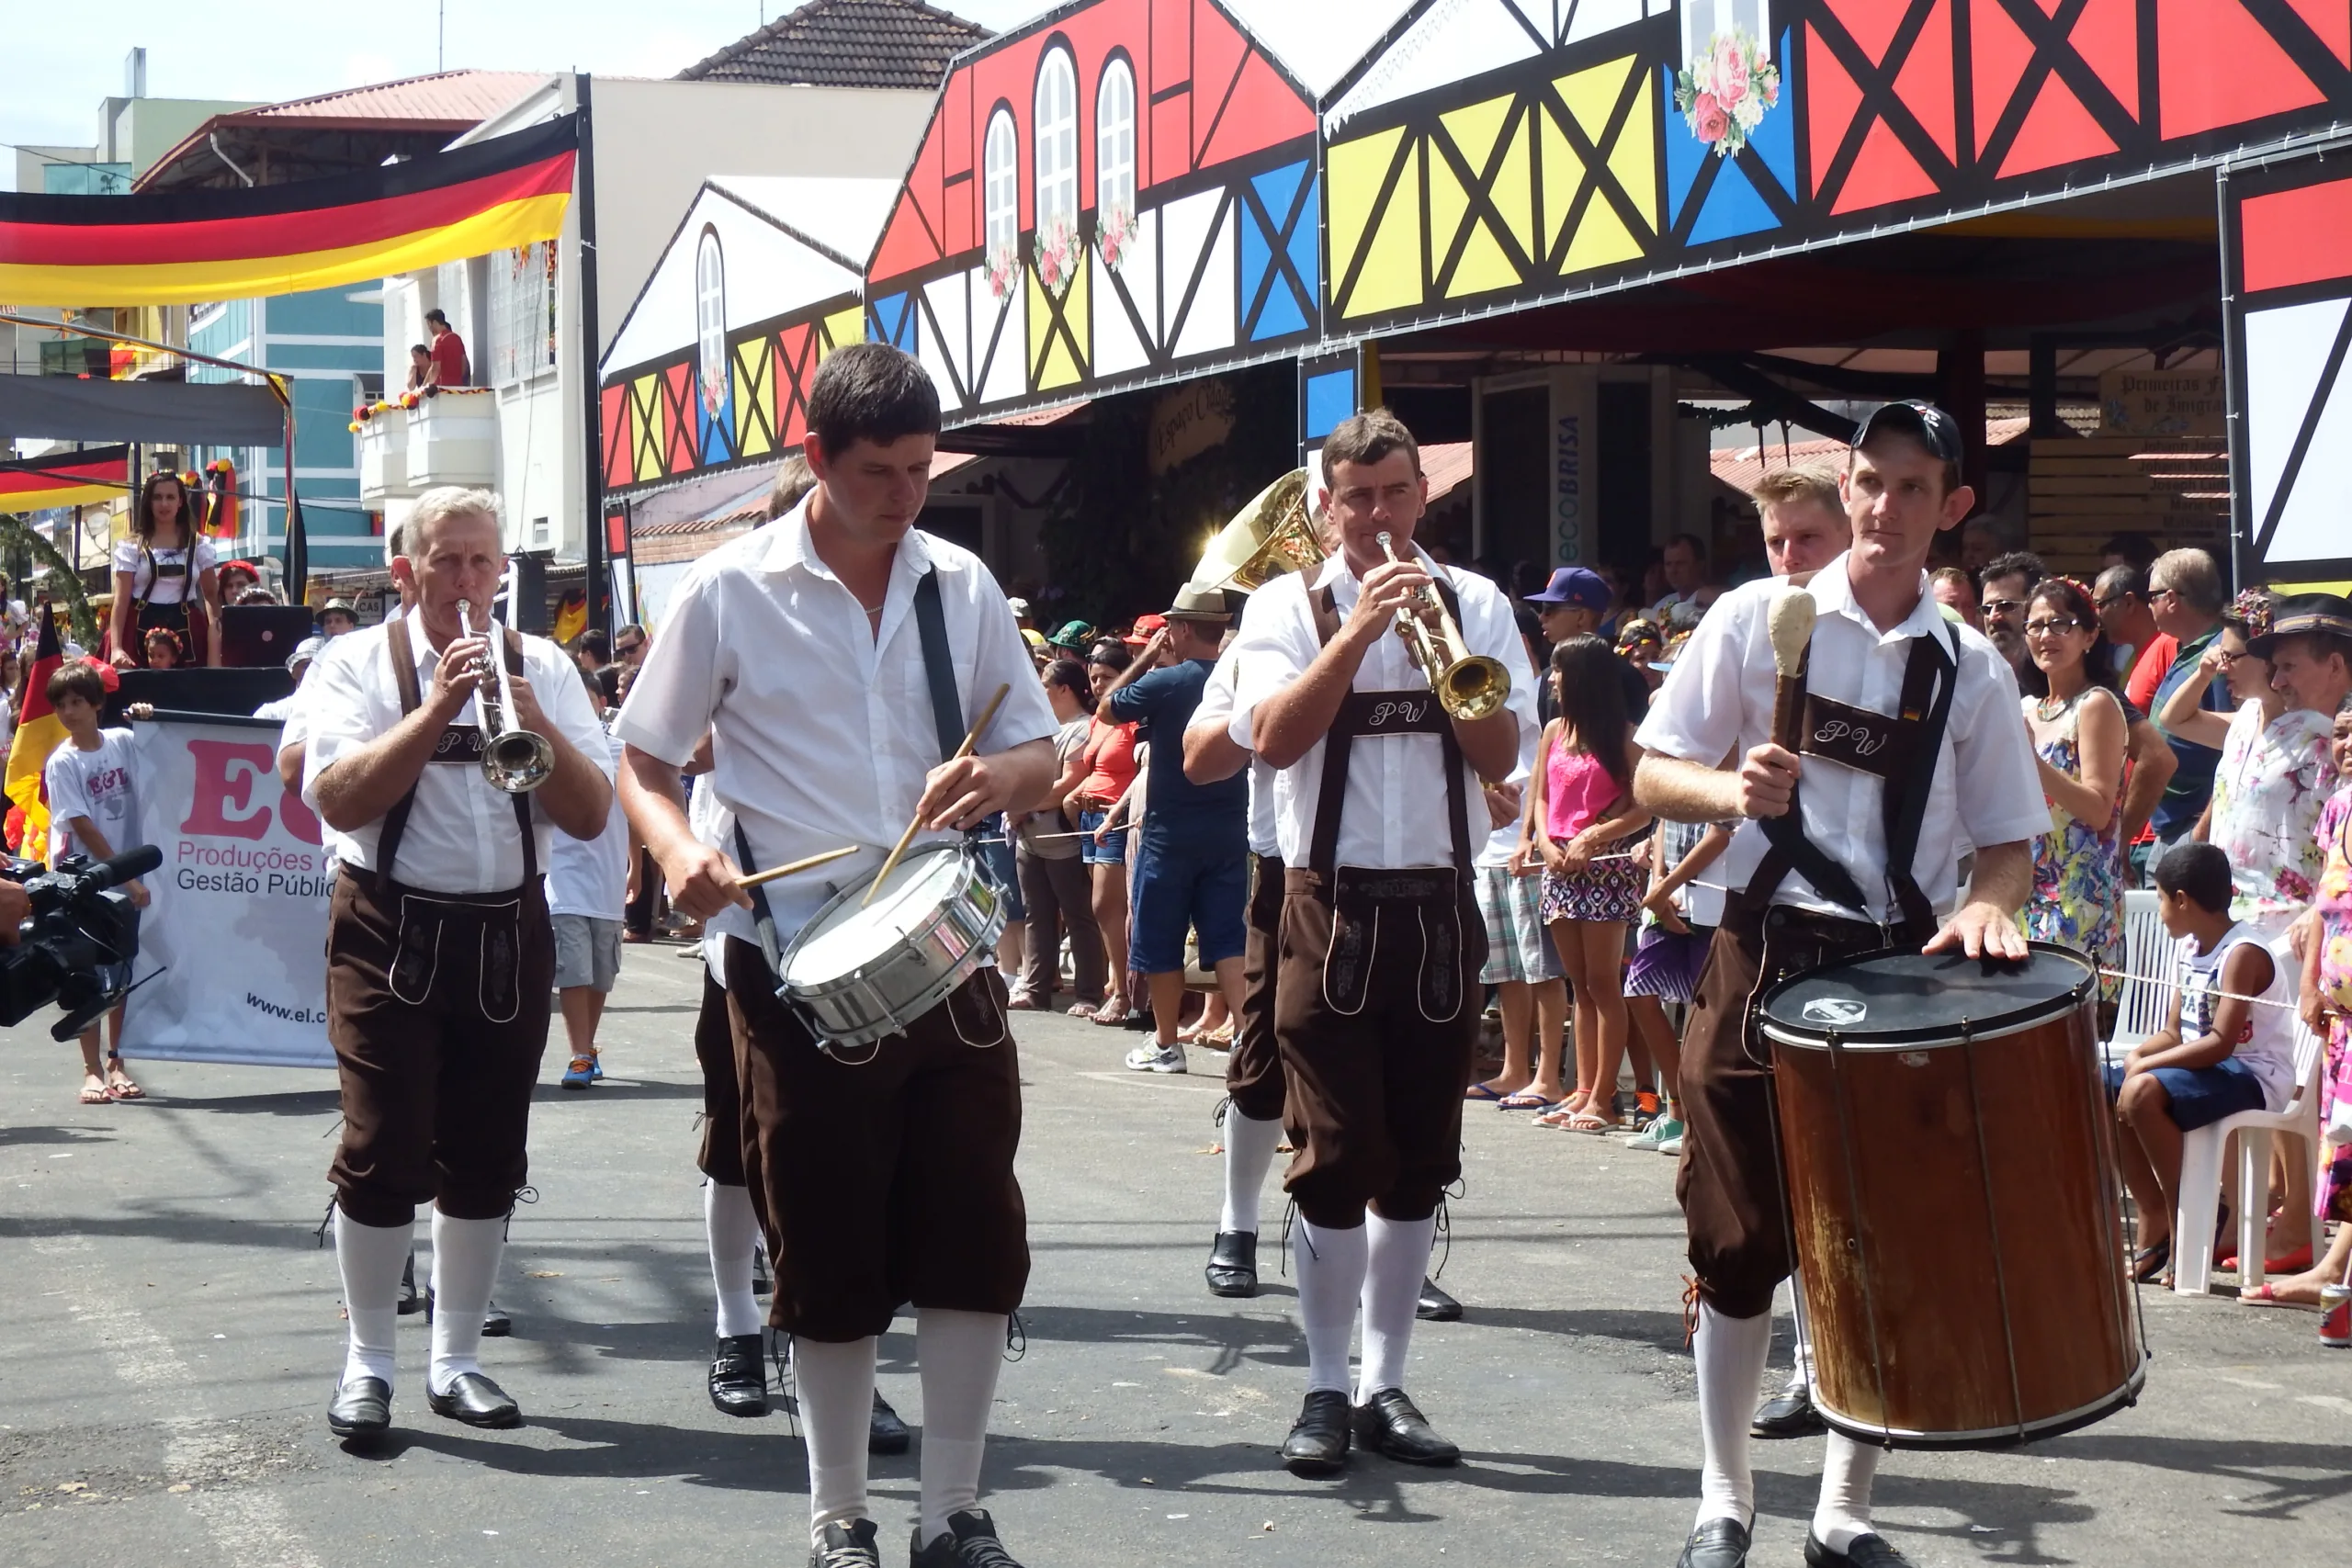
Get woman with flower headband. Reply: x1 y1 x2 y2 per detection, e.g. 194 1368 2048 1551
2015 576 2128 1016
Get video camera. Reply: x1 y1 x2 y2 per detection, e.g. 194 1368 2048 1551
0 844 159 1041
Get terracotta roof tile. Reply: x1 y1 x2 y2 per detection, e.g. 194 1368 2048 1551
677 0 990 89
241 71 549 127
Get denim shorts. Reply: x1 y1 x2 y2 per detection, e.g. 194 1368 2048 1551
2103 1056 2268 1131
1079 807 1127 866
980 832 1024 921
1127 837 1248 975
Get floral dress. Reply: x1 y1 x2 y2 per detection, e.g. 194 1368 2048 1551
2208 700 2335 937
2313 785 2352 1221
2020 690 2123 1000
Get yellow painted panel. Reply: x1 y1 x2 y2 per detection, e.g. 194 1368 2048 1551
1440 96 1513 179
1345 140 1425 318
1609 70 1658 233
1557 54 1636 147
1563 188 1643 275
820 305 865 355
1328 127 1411 316
1445 217 1519 299
733 342 773 459
1489 107 1536 260
632 376 662 483
1427 133 1472 282
1039 264 1089 389
1539 103 1587 259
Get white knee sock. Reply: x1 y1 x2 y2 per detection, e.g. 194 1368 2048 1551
1784 1273 1815 1389
1812 1432 1880 1552
1354 1212 1435 1400
334 1211 412 1390
705 1181 763 1338
1293 1217 1368 1395
916 1309 1007 1546
427 1210 506 1396
793 1336 876 1541
1693 1303 1771 1529
1219 1112 1283 1235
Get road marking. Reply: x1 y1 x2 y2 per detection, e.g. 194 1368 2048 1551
2298 1394 2352 1416
29 1233 325 1568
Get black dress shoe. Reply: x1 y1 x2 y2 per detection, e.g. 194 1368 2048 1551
1804 1530 1916 1566
869 1390 910 1454
1351 1387 1460 1465
1416 1277 1463 1322
1205 1231 1259 1297
327 1376 391 1441
1752 1383 1826 1438
909 1506 1025 1567
808 1519 882 1568
708 1333 769 1417
426 1371 521 1428
396 1253 423 1315
1677 1517 1752 1568
1280 1389 1352 1475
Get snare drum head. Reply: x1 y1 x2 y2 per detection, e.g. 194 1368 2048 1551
783 845 972 987
1758 942 2094 1048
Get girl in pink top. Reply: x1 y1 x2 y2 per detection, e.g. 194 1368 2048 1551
1521 635 1652 1131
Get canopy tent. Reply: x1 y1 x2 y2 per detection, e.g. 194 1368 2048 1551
0 445 130 511
0 376 287 447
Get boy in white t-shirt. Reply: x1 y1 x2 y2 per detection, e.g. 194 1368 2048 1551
42 661 149 1103
549 671 630 1089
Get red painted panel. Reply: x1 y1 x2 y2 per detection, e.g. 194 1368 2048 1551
870 189 945 283
600 384 631 489
2157 0 2324 139
2074 0 2142 119
1152 92 1193 186
1190 0 1248 167
1997 72 2120 175
2285 0 2352 67
1971 0 2035 152
1153 0 1192 95
1831 120 1939 213
945 173 975 257
776 323 815 448
1806 23 1865 197
1200 47 1319 166
1826 0 1908 69
1892 0 1957 164
942 68 975 180
2242 175 2352 292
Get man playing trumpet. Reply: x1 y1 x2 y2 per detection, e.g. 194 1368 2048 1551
301 487 614 1443
1228 409 1538 1475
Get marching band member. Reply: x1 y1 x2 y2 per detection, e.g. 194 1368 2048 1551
1229 410 1537 1476
613 345 1057 1568
1632 403 2045 1568
303 488 614 1442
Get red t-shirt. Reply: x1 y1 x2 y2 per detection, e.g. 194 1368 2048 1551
429 331 470 389
2124 634 2177 716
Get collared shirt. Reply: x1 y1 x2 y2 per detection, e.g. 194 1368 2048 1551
609 501 1057 944
1190 644 1277 856
1634 551 2046 923
2150 626 2232 839
301 616 612 895
1229 549 1540 871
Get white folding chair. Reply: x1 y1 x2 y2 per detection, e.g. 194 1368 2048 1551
2103 889 2169 1066
2173 1018 2327 1295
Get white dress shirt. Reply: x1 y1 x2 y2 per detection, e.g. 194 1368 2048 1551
1229 549 1540 872
1634 551 2047 924
1189 643 1278 857
609 501 1057 944
301 616 613 895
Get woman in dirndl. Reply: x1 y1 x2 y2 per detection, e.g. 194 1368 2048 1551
107 469 220 669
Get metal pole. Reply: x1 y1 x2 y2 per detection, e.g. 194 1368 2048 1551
573 74 607 637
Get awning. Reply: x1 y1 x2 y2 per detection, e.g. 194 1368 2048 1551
0 444 130 510
0 375 288 446
1421 441 1472 504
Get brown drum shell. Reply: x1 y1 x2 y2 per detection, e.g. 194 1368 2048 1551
1773 994 2144 1448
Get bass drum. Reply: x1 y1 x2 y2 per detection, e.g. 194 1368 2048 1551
1758 943 2144 1449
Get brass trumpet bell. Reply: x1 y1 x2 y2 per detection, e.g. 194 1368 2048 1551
1188 468 1324 593
1375 532 1511 723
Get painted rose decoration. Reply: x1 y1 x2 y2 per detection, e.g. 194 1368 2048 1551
1676 28 1780 157
1098 204 1137 273
1034 212 1080 297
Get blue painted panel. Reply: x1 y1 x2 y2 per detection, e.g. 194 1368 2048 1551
1688 152 1777 245
1305 368 1356 440
1287 174 1321 311
871 293 914 351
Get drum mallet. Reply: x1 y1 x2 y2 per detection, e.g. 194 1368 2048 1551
738 844 863 890
865 682 1013 907
1769 587 1818 752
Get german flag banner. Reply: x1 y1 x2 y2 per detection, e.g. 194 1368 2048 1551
0 118 576 308
6 612 68 859
0 445 130 511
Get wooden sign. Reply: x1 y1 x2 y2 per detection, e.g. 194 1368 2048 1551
2098 369 2226 437
1148 380 1235 475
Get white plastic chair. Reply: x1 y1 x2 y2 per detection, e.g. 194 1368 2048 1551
2172 1018 2327 1295
2103 889 2169 1066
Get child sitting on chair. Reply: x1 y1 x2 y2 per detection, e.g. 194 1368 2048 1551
2109 840 2298 1283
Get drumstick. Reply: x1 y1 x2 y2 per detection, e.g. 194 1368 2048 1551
737 844 861 890
863 682 1013 908
1768 588 1818 753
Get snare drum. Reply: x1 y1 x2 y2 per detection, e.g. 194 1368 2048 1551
1758 943 2144 1449
777 843 1006 1049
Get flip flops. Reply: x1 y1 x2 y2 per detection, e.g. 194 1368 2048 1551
1498 1089 1560 1111
1463 1083 1507 1102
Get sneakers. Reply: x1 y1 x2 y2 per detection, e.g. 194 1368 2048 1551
1629 1114 1684 1152
809 1520 882 1568
1124 1042 1188 1074
909 1507 1026 1568
1656 1130 1685 1156
560 1054 598 1089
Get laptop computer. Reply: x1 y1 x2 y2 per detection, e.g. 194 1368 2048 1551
220 604 317 668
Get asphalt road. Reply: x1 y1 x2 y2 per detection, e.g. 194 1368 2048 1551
3 942 2347 1567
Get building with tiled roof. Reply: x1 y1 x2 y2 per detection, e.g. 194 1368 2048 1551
676 0 990 89
135 71 549 191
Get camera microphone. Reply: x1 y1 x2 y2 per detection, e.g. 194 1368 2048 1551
79 845 164 894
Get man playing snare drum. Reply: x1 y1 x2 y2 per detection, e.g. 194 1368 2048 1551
1633 402 2046 1568
614 344 1057 1568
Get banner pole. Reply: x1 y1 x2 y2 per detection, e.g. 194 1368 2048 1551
574 75 606 638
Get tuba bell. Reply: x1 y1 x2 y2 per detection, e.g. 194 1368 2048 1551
1187 468 1325 593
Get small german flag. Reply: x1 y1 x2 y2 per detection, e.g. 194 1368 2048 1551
0 446 130 512
0 118 576 308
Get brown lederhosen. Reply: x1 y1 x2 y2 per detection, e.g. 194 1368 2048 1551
1225 849 1287 1123
724 940 1026 1342
1278 585 1487 1230
1676 626 1954 1319
693 965 747 1188
326 619 554 1229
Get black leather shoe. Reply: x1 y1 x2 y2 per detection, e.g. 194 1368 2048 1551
426 1371 521 1428
1752 1383 1826 1438
1678 1517 1752 1568
708 1333 769 1417
1416 1277 1463 1322
1280 1389 1351 1475
423 1288 513 1337
808 1519 882 1568
396 1253 423 1315
909 1506 1025 1567
1205 1231 1259 1297
1804 1530 1916 1567
327 1376 391 1441
1351 1387 1460 1465
868 1390 910 1454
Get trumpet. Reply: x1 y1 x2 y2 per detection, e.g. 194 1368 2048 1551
1374 532 1510 722
456 597 556 794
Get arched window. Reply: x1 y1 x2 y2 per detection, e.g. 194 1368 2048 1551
982 108 1019 260
1096 56 1136 218
694 225 726 411
1034 48 1078 234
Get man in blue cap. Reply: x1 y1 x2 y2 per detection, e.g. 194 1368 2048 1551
1524 565 1652 720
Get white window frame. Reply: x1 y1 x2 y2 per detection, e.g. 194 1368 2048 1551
1096 57 1136 218
695 225 727 411
1034 49 1079 234
983 108 1020 259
